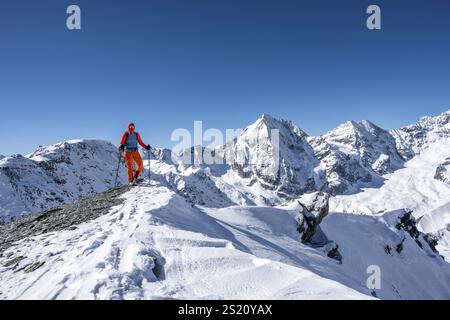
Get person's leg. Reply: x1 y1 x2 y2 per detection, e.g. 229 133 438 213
132 151 144 180
124 152 135 182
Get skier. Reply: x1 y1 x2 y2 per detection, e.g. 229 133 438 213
119 122 151 185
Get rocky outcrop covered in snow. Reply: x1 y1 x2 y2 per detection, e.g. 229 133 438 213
384 210 441 257
296 191 330 243
0 185 131 253
295 191 342 261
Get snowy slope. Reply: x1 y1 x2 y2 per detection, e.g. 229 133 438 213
0 183 364 299
145 148 252 208
2 181 449 300
0 140 128 223
331 137 450 219
331 137 450 261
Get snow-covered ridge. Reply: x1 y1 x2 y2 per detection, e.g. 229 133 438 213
1 182 449 299
2 109 450 223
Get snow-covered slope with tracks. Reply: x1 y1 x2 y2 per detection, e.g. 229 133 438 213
1 180 449 300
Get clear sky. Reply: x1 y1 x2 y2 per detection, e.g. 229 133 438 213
1 0 449 155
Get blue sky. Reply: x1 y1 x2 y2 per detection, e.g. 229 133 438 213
1 0 449 155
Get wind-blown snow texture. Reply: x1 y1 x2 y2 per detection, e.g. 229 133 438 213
2 182 449 299
1 109 450 299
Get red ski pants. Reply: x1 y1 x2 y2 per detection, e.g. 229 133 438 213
124 151 144 182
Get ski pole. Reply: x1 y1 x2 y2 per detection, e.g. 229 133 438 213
148 149 151 183
114 150 122 188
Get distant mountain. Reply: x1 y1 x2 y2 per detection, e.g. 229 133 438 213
221 114 326 202
309 120 404 194
0 140 127 223
2 110 450 223
2 110 450 300
210 115 406 199
391 110 450 160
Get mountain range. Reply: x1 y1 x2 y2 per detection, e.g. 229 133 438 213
1 109 450 299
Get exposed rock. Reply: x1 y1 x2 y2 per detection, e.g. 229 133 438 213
324 242 342 262
296 191 330 243
396 238 405 254
0 185 131 253
2 255 25 268
389 210 441 256
434 158 450 186
24 261 45 273
295 191 342 262
384 245 393 256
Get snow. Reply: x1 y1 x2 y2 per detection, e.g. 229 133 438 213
0 139 128 223
331 137 450 221
0 182 370 300
391 109 450 160
2 180 450 299
308 119 404 194
2 110 450 299
331 137 450 262
215 114 326 202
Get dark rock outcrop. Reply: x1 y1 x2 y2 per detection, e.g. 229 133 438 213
394 210 440 255
295 191 342 262
296 191 330 243
0 185 131 254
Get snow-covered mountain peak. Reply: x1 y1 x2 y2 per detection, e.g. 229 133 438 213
226 114 325 201
391 109 450 160
417 109 450 127
27 139 116 162
307 118 405 194
324 119 386 144
245 114 309 140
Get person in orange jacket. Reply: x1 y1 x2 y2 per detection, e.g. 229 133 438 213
119 122 151 185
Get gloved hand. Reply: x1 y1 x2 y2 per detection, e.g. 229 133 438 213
119 145 125 152
145 144 151 151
